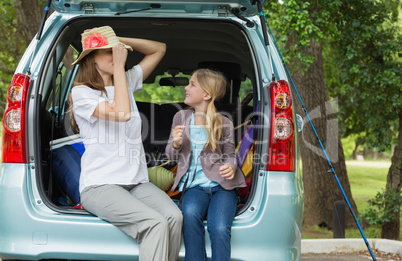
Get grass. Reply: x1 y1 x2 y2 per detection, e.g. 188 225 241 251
347 161 391 212
302 160 402 240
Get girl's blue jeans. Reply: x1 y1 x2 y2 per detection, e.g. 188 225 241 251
181 185 237 261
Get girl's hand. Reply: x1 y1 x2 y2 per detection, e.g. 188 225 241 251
219 164 234 180
172 125 185 149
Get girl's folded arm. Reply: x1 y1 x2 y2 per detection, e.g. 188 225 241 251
165 113 182 160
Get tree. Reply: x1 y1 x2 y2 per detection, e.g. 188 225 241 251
265 0 359 229
383 110 402 239
14 0 43 42
328 0 401 239
0 0 43 115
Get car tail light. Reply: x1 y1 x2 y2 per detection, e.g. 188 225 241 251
2 73 31 163
267 80 295 171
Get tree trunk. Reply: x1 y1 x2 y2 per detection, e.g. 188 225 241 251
352 140 363 160
289 40 358 229
373 150 378 161
381 109 402 239
0 0 45 115
15 0 44 44
0 0 44 75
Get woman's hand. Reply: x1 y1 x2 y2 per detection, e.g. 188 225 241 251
172 125 185 149
92 44 130 122
219 164 234 180
112 44 128 69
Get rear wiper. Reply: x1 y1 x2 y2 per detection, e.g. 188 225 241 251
115 4 161 15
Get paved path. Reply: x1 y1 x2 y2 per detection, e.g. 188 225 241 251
0 253 392 260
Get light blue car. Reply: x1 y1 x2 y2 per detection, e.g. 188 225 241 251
0 0 304 260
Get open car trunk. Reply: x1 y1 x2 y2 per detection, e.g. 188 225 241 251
35 16 258 214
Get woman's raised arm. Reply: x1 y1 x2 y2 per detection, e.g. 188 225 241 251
118 37 166 81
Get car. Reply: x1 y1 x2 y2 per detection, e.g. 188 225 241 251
0 0 304 260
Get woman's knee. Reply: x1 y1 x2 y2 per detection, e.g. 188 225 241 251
144 213 170 238
165 206 183 227
155 212 170 226
172 207 183 224
157 207 183 230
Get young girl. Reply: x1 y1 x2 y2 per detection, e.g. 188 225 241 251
69 26 182 261
166 69 247 261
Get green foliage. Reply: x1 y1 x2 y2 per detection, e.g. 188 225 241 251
135 73 187 104
265 0 401 152
0 0 27 117
359 187 402 226
136 74 254 105
264 0 341 74
303 161 399 239
302 224 333 239
341 135 357 159
347 161 390 211
238 78 253 101
303 224 384 239
327 0 401 150
135 84 185 104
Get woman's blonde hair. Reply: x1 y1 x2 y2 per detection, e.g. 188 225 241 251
68 50 107 133
193 68 227 151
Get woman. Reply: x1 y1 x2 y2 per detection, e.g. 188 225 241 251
70 26 182 261
166 68 246 261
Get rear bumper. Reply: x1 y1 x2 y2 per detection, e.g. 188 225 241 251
0 165 303 260
230 170 304 260
0 164 141 260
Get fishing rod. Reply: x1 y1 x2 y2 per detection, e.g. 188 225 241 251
255 1 377 260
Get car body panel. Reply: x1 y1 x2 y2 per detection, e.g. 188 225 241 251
51 0 267 17
1 2 303 260
0 162 302 260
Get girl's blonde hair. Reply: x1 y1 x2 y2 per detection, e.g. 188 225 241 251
193 68 227 151
68 51 107 133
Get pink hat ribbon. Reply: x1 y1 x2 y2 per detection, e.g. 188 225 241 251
83 32 109 50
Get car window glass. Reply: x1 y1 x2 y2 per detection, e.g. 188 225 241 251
238 77 253 102
134 72 188 104
45 46 76 119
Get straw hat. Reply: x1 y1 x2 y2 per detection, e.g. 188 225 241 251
72 26 133 65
